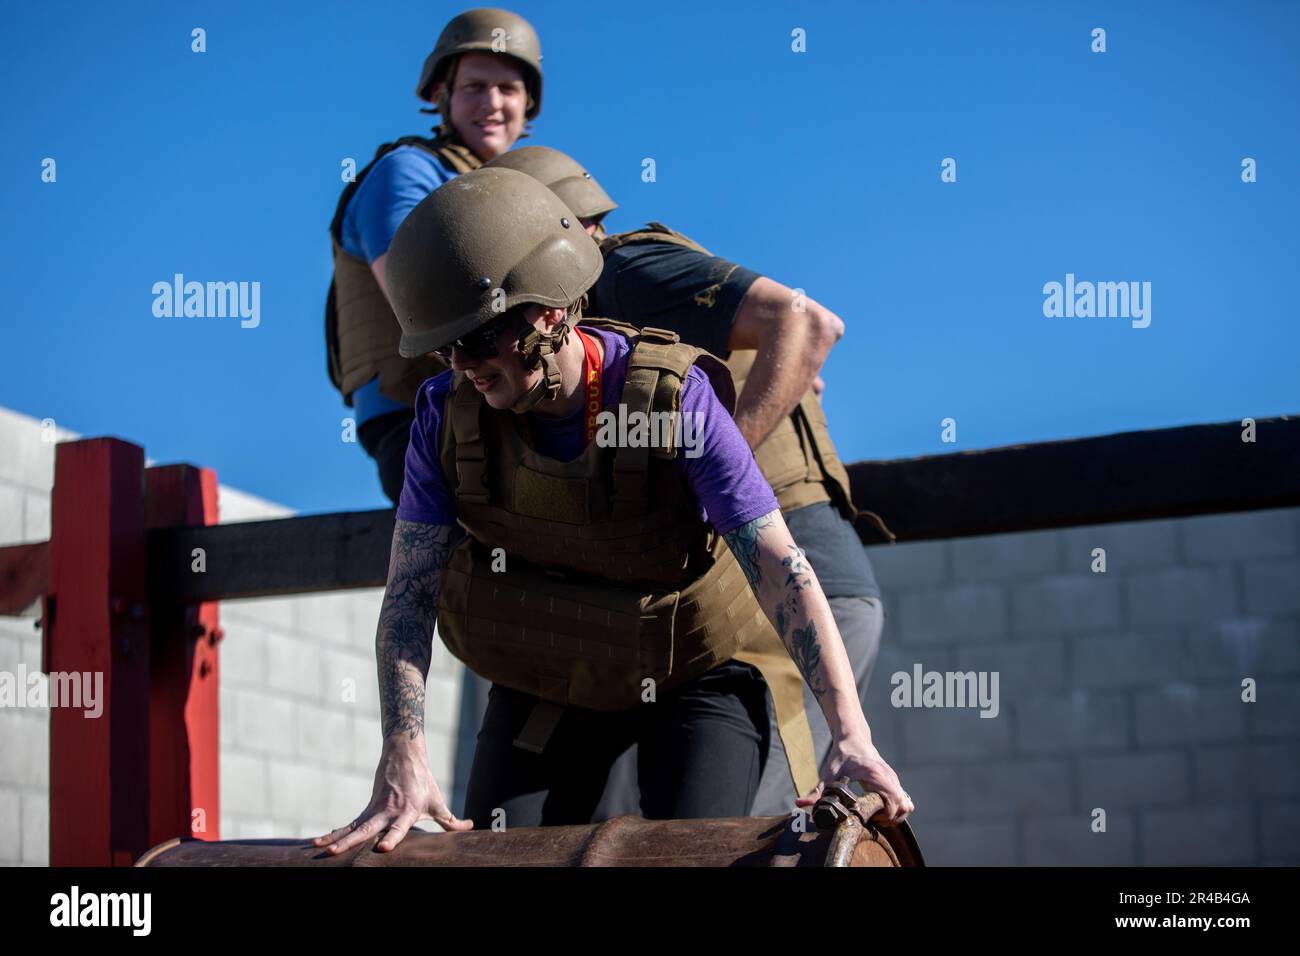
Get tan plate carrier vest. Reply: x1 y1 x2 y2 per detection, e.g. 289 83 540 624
599 223 895 541
326 134 480 407
435 318 821 797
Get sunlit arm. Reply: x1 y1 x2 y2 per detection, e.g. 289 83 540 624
722 509 870 743
727 277 844 448
376 519 454 743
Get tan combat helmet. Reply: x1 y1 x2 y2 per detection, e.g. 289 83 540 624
415 7 543 119
386 167 603 411
484 146 617 221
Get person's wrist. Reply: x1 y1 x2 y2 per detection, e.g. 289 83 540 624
832 721 875 754
382 729 429 757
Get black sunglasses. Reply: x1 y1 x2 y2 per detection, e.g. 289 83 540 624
432 312 515 361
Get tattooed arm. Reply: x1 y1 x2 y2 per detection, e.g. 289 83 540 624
724 508 913 823
723 509 865 740
313 518 473 854
377 519 453 741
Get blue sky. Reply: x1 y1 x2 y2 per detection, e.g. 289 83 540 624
2 0 1296 514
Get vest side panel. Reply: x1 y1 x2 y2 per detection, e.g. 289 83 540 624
328 135 476 405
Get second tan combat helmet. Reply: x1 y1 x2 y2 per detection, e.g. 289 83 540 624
415 7 543 118
386 167 603 410
485 146 617 221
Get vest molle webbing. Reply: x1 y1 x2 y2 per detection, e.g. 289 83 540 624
325 134 481 407
435 319 820 796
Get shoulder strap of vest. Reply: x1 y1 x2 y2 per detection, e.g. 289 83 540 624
447 372 491 505
610 327 723 519
574 316 642 340
328 133 481 243
430 138 481 175
599 221 713 259
580 318 736 414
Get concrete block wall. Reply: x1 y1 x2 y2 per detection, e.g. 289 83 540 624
0 407 462 863
0 408 71 865
863 510 1300 866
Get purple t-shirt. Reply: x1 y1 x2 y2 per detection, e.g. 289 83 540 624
396 326 777 535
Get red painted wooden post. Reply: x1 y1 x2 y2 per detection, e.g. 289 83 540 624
144 464 221 848
46 438 149 867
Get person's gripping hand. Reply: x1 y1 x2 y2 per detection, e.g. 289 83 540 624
312 737 473 856
794 733 914 826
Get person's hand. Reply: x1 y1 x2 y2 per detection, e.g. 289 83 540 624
312 736 473 856
794 732 914 826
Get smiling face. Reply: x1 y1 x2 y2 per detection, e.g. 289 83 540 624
435 52 528 160
448 304 565 410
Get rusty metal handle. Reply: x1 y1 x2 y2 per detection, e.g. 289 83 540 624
811 776 887 831
855 788 886 823
810 777 928 868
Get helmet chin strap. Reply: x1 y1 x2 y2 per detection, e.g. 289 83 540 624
509 312 577 414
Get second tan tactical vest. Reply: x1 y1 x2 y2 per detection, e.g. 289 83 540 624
326 133 481 407
599 223 886 535
435 318 819 795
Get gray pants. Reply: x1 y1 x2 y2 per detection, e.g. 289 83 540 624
588 594 885 820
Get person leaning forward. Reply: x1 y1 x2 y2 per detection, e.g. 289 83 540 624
312 168 913 854
482 146 894 819
325 7 542 503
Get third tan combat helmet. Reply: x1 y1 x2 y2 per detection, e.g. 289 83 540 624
387 166 602 360
484 146 617 221
415 7 543 119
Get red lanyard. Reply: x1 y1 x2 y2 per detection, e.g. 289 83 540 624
577 329 602 443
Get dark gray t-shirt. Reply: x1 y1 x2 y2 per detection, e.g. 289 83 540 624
592 239 880 600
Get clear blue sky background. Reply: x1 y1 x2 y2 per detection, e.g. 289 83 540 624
3 1 1296 514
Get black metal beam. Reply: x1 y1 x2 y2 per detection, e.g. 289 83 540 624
848 415 1300 544
148 508 395 603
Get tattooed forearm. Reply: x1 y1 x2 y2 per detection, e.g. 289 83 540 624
772 543 828 698
726 508 868 738
723 511 777 590
788 619 826 698
781 543 811 589
377 520 454 742
727 509 834 701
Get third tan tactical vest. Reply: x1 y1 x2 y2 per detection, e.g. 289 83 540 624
599 223 886 534
435 318 820 794
326 133 481 407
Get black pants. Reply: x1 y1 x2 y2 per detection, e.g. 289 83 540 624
357 409 415 506
463 660 771 828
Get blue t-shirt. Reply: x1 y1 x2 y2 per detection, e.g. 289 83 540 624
343 145 457 423
395 326 778 536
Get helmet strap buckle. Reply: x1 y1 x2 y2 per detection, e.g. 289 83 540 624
510 313 575 414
